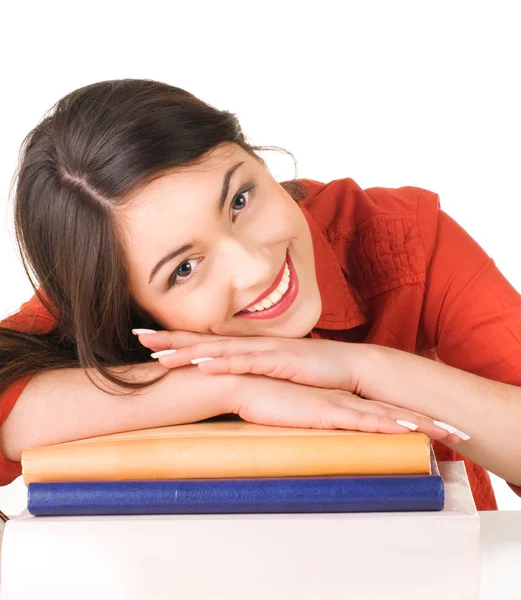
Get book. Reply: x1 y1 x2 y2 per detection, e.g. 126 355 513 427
22 418 431 484
26 447 443 515
1 463 479 600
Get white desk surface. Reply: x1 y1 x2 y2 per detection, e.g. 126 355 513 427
479 509 521 598
0 509 520 599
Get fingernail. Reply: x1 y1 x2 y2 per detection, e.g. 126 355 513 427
132 329 158 335
150 349 177 359
191 357 214 364
433 420 471 441
396 420 419 431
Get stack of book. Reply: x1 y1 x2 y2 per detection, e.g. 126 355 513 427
5 420 482 600
2 462 480 600
21 416 444 515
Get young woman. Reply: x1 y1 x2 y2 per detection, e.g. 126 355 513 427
1 79 520 511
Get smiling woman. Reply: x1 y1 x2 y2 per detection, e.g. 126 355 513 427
2 79 521 512
0 79 311 398
119 142 320 338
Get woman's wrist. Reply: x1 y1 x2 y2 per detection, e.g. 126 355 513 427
209 371 243 415
351 343 425 408
339 342 385 397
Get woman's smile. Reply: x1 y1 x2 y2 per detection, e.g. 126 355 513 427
122 142 322 338
235 250 299 320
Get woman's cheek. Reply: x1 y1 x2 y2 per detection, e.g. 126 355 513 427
177 296 227 333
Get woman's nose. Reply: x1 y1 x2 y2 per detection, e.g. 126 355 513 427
232 256 274 291
224 241 274 291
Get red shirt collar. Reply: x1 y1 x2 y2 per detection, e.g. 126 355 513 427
300 204 367 331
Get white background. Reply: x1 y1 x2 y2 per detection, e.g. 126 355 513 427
1 0 520 513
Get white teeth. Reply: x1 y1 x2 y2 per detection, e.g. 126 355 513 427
278 280 289 295
245 262 292 313
267 290 283 304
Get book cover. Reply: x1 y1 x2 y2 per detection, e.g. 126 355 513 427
27 448 443 515
22 418 431 484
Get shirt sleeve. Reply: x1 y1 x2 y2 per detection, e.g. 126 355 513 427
0 375 31 485
0 291 58 485
420 208 521 497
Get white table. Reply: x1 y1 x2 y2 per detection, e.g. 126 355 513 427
479 509 521 598
1 500 520 598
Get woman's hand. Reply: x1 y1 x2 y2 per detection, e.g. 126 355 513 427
134 330 462 444
135 330 368 394
227 372 462 444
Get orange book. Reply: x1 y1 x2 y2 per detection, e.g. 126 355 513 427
22 419 431 484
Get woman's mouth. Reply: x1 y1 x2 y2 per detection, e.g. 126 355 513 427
235 251 299 320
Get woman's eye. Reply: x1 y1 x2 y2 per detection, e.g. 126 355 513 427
168 258 198 289
166 184 256 290
230 188 253 221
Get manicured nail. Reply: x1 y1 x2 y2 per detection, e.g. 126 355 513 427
191 357 214 364
433 420 471 440
150 349 177 359
433 420 457 433
396 420 419 431
132 329 158 335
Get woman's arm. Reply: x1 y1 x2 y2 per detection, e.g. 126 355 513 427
0 362 236 462
359 343 521 487
360 207 521 487
0 354 459 465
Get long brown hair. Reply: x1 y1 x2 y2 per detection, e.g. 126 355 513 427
0 79 308 398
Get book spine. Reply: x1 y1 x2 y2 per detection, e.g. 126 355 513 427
23 433 431 484
27 475 444 515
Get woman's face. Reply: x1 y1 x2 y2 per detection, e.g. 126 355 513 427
120 142 322 338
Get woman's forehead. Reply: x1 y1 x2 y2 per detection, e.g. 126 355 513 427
123 143 251 216
117 144 257 254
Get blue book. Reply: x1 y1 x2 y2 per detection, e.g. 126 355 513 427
27 448 443 515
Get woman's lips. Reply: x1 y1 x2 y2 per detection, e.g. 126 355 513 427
240 253 288 312
235 251 299 320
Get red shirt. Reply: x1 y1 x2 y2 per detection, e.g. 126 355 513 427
2 176 520 510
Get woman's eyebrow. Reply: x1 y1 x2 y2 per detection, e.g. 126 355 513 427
148 160 245 285
148 243 194 285
217 161 245 211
